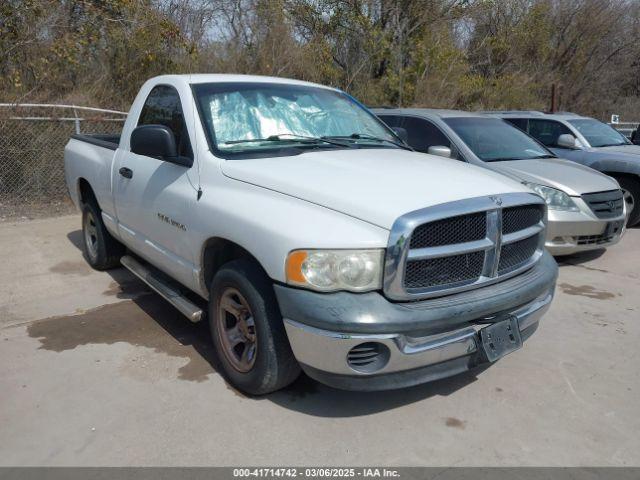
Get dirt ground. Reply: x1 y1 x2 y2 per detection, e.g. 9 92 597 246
0 198 76 223
0 215 638 466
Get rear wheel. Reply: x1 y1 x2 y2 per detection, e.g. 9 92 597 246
616 176 640 227
209 259 300 395
81 201 124 270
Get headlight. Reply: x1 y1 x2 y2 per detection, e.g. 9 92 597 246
286 249 384 292
523 182 579 211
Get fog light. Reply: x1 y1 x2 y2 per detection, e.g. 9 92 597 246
346 342 390 373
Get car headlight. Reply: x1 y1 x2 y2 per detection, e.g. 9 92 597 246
523 182 579 211
286 249 384 292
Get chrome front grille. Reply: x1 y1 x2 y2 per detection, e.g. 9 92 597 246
409 212 486 248
404 251 485 289
384 193 546 301
502 205 543 234
582 189 624 219
498 234 540 275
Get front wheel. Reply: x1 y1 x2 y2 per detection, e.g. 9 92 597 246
616 176 640 227
209 259 300 395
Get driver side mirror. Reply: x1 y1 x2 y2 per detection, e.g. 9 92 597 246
632 129 640 145
391 127 409 143
131 125 193 167
427 145 452 158
556 133 580 149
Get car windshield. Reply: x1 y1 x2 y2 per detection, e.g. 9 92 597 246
568 119 630 147
192 82 397 155
443 117 552 161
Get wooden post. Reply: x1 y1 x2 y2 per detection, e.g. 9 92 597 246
550 83 559 113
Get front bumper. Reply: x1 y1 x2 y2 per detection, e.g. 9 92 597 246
275 251 558 391
545 198 626 256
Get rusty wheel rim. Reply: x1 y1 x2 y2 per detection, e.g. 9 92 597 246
217 287 257 373
84 210 99 261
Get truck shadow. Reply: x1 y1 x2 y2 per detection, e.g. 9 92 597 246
62 229 489 417
269 366 487 417
554 248 606 268
67 229 84 250
116 286 486 416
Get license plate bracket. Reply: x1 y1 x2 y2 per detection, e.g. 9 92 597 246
479 317 523 362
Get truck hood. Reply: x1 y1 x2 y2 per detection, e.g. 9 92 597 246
594 144 640 156
221 149 528 229
490 158 618 197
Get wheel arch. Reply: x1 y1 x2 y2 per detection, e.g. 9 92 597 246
200 237 270 295
601 171 640 196
77 177 100 209
602 171 640 183
603 173 640 226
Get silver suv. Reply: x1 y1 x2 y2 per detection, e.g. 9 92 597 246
485 111 640 226
374 108 626 256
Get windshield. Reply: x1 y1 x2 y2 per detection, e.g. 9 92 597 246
568 119 630 147
192 82 397 155
443 117 552 161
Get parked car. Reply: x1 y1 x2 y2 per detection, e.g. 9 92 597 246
485 111 640 226
65 74 557 394
373 108 626 256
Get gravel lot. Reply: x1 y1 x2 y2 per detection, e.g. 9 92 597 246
1 215 638 466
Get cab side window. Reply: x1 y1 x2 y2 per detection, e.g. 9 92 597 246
402 117 452 153
138 85 193 159
527 119 572 148
504 118 528 132
379 115 457 158
377 115 404 130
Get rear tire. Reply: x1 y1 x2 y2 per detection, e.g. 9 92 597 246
615 176 640 227
81 201 124 270
209 259 300 395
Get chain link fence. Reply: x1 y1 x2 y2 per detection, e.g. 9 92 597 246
0 104 126 219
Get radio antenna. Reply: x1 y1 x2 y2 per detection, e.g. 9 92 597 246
189 58 202 200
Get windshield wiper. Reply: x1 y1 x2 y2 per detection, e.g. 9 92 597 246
596 142 628 147
487 154 554 161
485 156 526 161
325 133 413 151
224 134 352 148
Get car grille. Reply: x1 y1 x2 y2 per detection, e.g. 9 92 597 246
498 234 540 274
404 251 485 289
410 213 486 248
502 205 543 234
384 194 546 300
576 233 615 245
582 190 624 219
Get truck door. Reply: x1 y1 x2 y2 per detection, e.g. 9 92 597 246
114 84 199 288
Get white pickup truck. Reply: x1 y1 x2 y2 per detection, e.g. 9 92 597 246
65 74 558 394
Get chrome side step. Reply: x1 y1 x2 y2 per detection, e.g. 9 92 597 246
120 255 203 323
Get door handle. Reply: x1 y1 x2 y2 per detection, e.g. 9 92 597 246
119 167 133 179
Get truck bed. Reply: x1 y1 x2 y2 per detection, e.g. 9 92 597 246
71 133 121 151
65 132 121 216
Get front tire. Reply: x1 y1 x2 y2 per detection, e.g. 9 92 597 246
616 176 640 227
81 201 124 270
209 259 300 395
